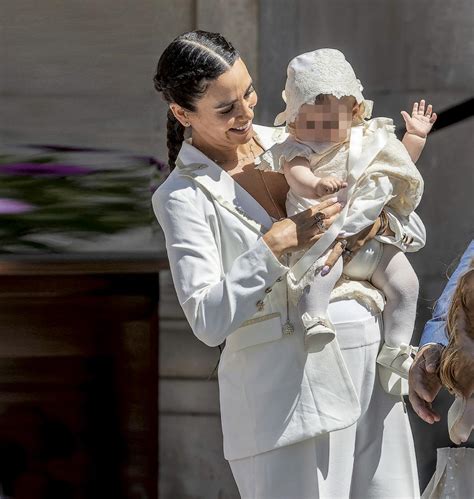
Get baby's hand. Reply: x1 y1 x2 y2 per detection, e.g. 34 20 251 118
401 99 437 138
315 176 348 197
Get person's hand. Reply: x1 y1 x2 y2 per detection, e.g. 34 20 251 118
408 343 445 424
315 176 348 197
320 210 395 275
263 197 343 260
338 217 383 266
401 99 437 138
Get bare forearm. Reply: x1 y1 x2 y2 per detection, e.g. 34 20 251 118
283 162 320 199
402 132 427 163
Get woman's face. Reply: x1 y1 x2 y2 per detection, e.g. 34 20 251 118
182 58 258 152
292 94 358 143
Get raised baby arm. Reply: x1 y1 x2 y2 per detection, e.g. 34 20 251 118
401 99 437 163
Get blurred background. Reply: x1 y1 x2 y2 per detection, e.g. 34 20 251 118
1 0 473 498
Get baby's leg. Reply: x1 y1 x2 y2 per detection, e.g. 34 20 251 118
297 251 343 320
297 251 343 351
371 245 419 347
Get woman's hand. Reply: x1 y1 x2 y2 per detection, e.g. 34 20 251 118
336 210 395 267
340 219 382 265
263 197 343 260
321 210 395 274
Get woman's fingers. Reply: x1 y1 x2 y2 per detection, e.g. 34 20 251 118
285 198 344 253
295 198 342 230
321 240 346 276
309 198 343 220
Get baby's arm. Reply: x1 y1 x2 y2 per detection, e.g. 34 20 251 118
283 156 347 199
401 99 437 163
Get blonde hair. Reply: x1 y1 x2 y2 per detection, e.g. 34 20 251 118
439 260 474 397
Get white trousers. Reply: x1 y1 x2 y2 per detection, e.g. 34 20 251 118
228 302 420 499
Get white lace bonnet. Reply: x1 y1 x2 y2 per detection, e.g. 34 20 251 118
274 48 373 126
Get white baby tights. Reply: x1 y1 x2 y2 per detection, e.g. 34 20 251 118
296 251 343 326
370 244 419 347
296 243 419 349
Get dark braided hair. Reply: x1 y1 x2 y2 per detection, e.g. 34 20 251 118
153 30 240 171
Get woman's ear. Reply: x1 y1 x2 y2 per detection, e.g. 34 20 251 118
169 103 191 127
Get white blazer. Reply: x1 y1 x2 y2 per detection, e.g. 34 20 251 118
152 124 426 460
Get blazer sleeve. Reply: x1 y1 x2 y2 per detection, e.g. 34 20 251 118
419 240 474 347
152 185 289 347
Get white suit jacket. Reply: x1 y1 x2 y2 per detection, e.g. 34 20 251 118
152 124 426 460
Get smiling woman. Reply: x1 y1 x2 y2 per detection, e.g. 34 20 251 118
174 59 258 159
152 30 423 498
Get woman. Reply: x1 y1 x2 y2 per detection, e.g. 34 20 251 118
152 30 425 498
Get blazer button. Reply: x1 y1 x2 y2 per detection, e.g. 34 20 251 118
256 300 265 311
265 287 272 293
276 276 283 282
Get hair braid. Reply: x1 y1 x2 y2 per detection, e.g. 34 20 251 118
166 109 185 170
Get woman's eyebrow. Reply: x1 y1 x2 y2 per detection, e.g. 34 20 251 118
215 81 254 108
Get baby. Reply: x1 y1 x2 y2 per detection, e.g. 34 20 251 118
259 49 437 395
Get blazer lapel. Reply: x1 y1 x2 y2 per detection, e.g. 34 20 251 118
176 135 276 235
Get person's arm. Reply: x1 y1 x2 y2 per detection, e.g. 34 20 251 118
402 134 426 164
420 240 474 347
153 187 289 347
400 99 437 163
283 157 347 199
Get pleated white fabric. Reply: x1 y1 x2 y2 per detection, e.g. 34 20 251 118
421 447 474 499
228 300 420 499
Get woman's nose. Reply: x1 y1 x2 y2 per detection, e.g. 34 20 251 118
240 101 254 121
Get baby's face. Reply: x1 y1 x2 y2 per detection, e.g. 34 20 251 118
292 94 357 143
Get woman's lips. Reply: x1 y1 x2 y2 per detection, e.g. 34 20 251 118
229 122 252 134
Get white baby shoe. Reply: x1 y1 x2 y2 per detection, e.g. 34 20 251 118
301 312 336 353
376 342 418 396
447 395 474 445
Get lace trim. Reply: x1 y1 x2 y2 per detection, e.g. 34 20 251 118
286 264 385 315
330 277 385 315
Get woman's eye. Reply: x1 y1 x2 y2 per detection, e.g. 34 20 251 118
219 88 255 115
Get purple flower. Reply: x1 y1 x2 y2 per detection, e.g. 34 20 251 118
0 162 93 176
0 198 37 214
